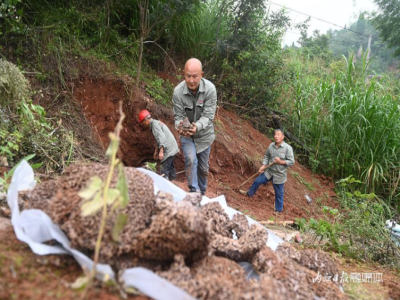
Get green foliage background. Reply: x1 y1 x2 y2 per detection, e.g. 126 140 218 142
0 59 71 171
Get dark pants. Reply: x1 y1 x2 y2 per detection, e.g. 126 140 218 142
248 173 285 212
161 155 176 181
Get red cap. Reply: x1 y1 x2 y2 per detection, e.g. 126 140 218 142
138 110 151 123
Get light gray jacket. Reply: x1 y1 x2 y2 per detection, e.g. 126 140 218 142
150 119 179 163
173 78 217 153
263 141 295 184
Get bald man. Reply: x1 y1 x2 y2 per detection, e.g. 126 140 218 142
173 58 217 195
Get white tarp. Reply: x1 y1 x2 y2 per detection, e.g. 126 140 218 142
8 161 283 300
386 220 400 246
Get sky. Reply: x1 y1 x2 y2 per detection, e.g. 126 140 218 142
269 0 378 46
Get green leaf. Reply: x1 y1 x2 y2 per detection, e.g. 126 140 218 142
81 192 102 216
116 163 130 208
2 154 37 183
78 176 103 200
23 153 36 162
366 193 376 200
105 133 119 158
111 213 128 242
106 188 120 205
71 276 90 290
330 209 339 215
31 162 43 170
144 162 157 172
105 143 113 158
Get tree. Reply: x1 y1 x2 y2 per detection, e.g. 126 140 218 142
135 0 199 87
329 13 400 72
298 29 332 62
215 3 291 126
373 0 400 56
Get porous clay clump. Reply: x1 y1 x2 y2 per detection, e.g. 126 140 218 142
23 163 155 258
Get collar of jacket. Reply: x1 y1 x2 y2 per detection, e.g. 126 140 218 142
274 141 286 148
183 78 206 95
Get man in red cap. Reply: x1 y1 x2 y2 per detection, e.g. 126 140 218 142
139 110 179 180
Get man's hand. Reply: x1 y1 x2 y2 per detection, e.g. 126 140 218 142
258 161 276 173
273 157 286 165
258 165 267 174
177 120 184 135
153 152 159 160
153 147 159 160
178 119 197 137
181 122 197 137
158 151 164 161
186 122 197 136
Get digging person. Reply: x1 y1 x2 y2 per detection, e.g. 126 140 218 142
139 110 179 180
240 129 294 217
173 58 217 195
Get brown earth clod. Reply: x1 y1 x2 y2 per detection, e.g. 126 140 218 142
253 246 347 300
211 224 267 262
276 243 341 285
20 162 347 300
22 163 155 259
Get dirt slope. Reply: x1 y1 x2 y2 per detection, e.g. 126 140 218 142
72 75 338 222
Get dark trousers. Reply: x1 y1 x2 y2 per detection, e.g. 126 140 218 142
248 173 285 212
161 155 176 181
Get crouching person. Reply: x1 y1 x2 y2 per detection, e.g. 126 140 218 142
139 110 179 180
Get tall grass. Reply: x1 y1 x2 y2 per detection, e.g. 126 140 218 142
21 0 139 64
166 1 230 68
286 52 400 208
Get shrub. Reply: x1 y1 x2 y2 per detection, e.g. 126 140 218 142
0 59 71 171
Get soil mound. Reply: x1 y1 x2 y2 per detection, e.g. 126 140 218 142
134 193 209 261
253 246 346 300
276 243 340 283
23 163 155 258
21 163 346 299
158 254 286 300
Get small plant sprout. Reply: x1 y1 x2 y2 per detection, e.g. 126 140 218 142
78 102 130 297
144 161 157 172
